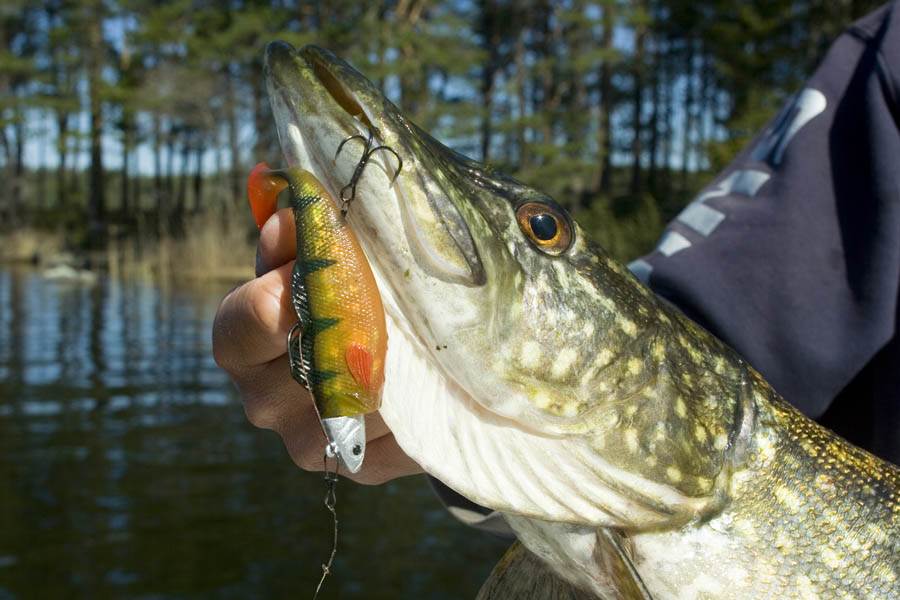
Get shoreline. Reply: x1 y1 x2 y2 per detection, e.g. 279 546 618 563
0 225 256 285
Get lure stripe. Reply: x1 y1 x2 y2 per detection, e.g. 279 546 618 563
310 369 339 385
312 317 340 334
297 258 337 276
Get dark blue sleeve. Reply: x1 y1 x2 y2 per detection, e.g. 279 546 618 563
630 2 900 422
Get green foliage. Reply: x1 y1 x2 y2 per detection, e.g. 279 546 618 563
0 0 885 255
576 192 665 263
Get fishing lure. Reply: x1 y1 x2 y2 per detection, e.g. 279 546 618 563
247 163 388 474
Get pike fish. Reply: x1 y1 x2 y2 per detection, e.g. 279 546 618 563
247 163 387 473
263 41 899 598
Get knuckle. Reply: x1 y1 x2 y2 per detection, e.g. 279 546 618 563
247 282 286 339
294 448 323 472
243 396 277 430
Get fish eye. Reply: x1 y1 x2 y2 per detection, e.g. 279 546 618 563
515 202 573 256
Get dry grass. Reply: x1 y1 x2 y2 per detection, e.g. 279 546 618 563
111 211 256 283
2 209 257 285
0 229 65 263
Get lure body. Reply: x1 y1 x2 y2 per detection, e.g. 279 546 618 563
248 163 388 471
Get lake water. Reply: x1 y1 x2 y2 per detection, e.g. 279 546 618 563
0 266 508 599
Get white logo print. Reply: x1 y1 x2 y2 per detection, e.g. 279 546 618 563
630 88 828 282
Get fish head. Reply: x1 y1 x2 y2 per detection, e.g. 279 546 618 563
265 42 743 528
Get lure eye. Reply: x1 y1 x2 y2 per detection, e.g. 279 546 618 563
516 202 573 256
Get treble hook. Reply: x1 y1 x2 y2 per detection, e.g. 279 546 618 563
334 128 403 215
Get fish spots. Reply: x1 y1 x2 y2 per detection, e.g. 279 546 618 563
756 435 777 461
713 432 729 451
520 341 542 369
774 487 803 514
713 356 727 374
653 422 667 441
582 322 595 337
533 391 554 410
603 410 620 429
624 429 639 453
694 425 708 443
773 531 794 553
820 547 843 569
866 524 887 545
814 473 835 493
618 316 638 337
551 348 578 379
733 518 757 539
666 466 683 483
595 349 614 369
688 346 704 363
651 341 665 361
627 358 643 376
675 398 688 418
796 575 817 600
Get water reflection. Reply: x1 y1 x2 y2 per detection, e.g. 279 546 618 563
0 267 507 598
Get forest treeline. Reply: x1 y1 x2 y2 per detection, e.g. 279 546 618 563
0 0 882 259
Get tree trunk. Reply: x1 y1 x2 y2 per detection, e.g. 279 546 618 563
86 6 106 241
121 110 133 221
479 0 499 162
681 38 696 191
661 46 673 202
225 65 241 204
538 1 561 158
630 3 647 199
153 111 165 229
648 36 661 198
175 135 190 224
56 112 69 210
193 142 204 213
165 124 176 212
596 2 615 196
514 29 528 170
11 109 24 225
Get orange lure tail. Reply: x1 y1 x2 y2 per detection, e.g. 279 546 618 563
247 162 288 228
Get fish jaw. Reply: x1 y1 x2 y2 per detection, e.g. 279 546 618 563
263 41 739 530
266 41 623 433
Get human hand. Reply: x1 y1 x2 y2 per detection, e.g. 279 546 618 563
212 209 423 484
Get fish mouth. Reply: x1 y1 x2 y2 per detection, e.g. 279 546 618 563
263 41 485 289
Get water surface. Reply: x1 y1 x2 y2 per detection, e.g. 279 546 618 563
0 267 507 598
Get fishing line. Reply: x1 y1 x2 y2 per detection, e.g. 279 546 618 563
287 321 343 599
313 450 340 600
